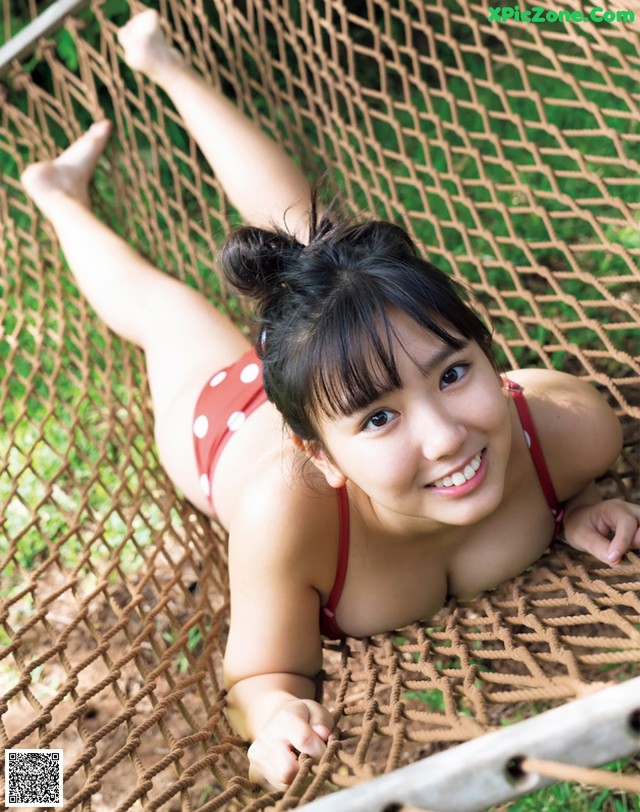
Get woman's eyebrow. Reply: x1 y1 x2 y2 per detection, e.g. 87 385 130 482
415 343 467 378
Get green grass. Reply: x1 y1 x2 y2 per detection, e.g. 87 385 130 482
0 242 165 595
494 758 640 812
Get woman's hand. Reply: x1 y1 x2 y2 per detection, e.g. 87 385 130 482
247 699 333 791
562 498 640 565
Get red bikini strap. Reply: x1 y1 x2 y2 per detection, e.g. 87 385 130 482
324 486 350 618
502 376 564 527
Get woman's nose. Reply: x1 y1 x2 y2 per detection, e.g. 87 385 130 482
416 406 467 461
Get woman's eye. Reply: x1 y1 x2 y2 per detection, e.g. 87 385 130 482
440 363 469 388
364 410 393 431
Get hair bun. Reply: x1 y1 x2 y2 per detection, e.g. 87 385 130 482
221 226 302 307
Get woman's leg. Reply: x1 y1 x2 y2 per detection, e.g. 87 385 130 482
117 9 312 241
21 122 248 514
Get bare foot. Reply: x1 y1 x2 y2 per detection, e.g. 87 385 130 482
21 120 112 217
118 10 183 81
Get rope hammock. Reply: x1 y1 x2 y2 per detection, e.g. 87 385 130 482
1 0 639 809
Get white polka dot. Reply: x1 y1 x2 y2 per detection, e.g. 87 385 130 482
240 362 260 384
200 474 211 496
523 430 532 448
210 370 227 387
227 411 246 432
193 415 209 438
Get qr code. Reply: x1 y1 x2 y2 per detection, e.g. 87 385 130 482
5 749 63 808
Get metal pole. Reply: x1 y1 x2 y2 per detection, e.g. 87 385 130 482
0 0 92 75
297 676 640 812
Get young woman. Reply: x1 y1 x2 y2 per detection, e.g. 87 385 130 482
20 8 640 791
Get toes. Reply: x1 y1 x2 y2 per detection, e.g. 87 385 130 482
55 121 111 169
118 9 161 47
87 120 112 141
20 121 111 205
117 10 176 76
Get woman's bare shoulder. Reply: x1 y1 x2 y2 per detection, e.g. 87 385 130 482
227 451 341 587
505 368 622 497
504 367 617 419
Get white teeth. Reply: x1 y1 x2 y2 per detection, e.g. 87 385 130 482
431 452 482 489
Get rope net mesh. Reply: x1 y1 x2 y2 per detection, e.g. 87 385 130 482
1 0 639 808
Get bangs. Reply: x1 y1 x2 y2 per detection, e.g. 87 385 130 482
255 219 495 442
309 306 400 420
303 299 467 423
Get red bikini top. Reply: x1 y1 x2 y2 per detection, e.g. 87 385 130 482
319 486 350 639
501 376 564 530
319 379 564 640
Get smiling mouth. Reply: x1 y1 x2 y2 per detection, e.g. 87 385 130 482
429 451 483 488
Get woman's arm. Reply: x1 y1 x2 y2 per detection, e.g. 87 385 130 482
225 673 332 790
512 368 639 565
223 472 338 789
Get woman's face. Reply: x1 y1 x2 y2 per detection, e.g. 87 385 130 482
311 310 512 530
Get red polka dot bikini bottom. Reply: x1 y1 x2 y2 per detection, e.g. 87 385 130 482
192 347 268 507
192 347 351 639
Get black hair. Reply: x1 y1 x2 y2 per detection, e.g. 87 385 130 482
221 198 494 442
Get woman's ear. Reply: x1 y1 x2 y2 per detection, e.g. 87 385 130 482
289 431 347 489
